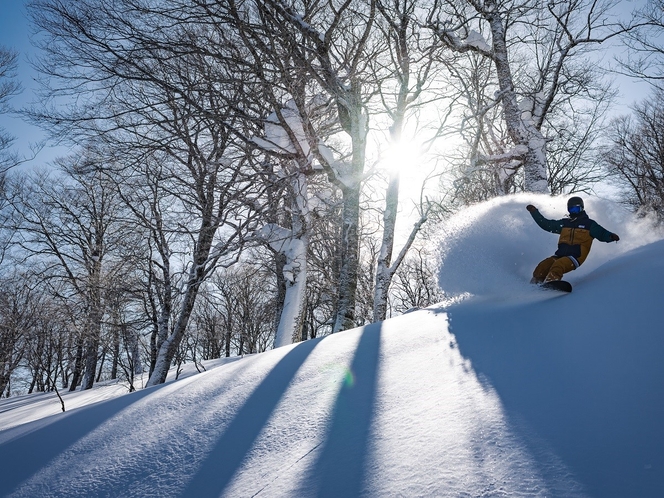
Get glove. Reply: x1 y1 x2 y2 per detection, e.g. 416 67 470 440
526 205 537 212
610 233 620 241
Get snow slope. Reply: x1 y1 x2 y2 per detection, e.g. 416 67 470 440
0 194 662 497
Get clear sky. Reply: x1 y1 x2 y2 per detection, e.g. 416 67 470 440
0 0 654 171
1 1 38 161
0 0 70 168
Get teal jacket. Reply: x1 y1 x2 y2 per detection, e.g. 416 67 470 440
530 209 615 266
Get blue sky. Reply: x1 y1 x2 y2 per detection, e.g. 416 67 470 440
0 0 70 167
1 2 36 157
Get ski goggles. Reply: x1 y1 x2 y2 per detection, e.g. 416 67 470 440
568 205 583 214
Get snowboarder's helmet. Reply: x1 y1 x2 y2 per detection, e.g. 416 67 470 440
567 196 584 215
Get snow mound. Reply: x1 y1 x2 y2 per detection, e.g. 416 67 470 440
437 193 663 298
442 237 664 498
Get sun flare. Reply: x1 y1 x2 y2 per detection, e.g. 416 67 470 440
381 139 424 174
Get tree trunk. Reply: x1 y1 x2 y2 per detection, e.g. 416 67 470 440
373 168 400 322
81 335 100 390
130 328 143 375
225 330 231 358
273 174 310 347
95 347 106 383
147 282 202 386
274 234 308 347
111 331 120 380
333 185 362 333
273 252 287 338
487 10 548 193
81 305 102 390
147 264 171 379
332 95 367 333
146 220 216 386
69 340 84 392
81 258 103 390
0 371 10 398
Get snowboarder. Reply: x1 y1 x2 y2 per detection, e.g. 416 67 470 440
526 197 620 285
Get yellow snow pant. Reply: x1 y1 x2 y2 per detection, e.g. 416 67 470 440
532 256 577 283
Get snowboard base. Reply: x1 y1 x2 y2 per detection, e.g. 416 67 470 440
541 280 573 293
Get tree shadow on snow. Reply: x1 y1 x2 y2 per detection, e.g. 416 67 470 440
182 337 321 498
444 300 664 498
0 382 171 496
302 321 382 498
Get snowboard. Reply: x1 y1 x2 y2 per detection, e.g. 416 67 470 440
541 280 573 293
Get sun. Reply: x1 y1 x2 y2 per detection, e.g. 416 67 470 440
380 139 424 175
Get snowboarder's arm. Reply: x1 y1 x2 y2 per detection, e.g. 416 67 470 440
590 222 618 242
527 207 564 234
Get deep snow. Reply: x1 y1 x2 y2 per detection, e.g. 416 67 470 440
0 194 662 497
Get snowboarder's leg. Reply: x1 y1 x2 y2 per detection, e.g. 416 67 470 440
544 256 576 282
532 256 557 284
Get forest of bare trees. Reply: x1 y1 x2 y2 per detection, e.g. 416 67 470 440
0 0 662 398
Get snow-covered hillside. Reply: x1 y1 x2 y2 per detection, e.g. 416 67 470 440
0 194 662 497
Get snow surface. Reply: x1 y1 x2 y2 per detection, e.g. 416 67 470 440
0 194 663 497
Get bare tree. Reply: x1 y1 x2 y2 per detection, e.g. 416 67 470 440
618 0 664 90
370 0 444 321
28 0 461 345
0 273 40 397
28 0 265 385
0 46 20 175
300 189 344 338
8 155 124 390
390 245 445 313
0 47 21 265
210 264 277 356
253 101 317 347
189 291 227 361
23 298 69 410
427 0 634 194
220 0 383 332
111 146 259 387
224 0 445 327
603 89 664 219
544 98 611 195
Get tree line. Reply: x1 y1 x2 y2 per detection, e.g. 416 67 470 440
0 0 663 399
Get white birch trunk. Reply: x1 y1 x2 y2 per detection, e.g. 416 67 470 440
432 5 551 194
146 277 203 386
147 337 173 387
486 9 549 194
268 173 311 348
273 235 308 347
373 172 399 322
255 99 317 346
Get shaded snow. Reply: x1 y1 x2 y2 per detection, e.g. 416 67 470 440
0 194 662 497
0 358 241 434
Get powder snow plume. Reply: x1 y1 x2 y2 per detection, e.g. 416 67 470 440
436 193 664 298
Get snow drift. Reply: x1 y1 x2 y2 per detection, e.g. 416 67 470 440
0 195 662 497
